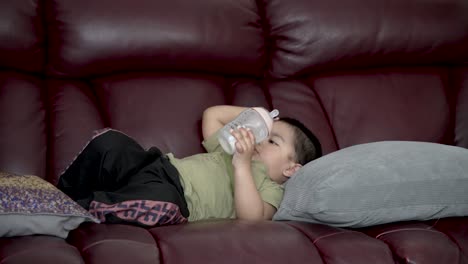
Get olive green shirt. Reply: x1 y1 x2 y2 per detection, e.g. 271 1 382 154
167 131 284 222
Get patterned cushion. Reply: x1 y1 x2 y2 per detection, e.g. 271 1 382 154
0 172 99 238
273 141 468 227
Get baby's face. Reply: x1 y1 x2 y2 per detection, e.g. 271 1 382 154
252 121 296 184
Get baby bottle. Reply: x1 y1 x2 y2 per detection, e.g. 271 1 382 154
218 107 280 154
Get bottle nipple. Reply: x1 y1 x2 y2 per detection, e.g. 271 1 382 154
269 109 279 119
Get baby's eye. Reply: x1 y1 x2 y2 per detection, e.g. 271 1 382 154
268 139 279 146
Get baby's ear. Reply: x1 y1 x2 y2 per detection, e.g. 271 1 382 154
283 163 302 178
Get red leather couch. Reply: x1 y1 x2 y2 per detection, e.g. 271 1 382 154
1 0 468 263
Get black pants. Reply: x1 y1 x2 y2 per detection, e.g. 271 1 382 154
57 129 189 226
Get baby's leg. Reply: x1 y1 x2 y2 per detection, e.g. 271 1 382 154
89 156 189 226
57 129 161 208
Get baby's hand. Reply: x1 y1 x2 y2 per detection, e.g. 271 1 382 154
231 126 255 167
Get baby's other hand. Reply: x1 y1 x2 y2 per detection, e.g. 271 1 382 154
231 126 255 167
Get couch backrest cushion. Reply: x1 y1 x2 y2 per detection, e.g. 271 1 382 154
45 0 265 78
265 0 468 78
0 0 45 73
309 68 453 149
0 73 46 178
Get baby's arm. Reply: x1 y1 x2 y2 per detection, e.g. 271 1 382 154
202 105 276 220
202 105 248 140
231 127 277 220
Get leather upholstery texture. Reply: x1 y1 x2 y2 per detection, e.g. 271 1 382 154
1 0 467 263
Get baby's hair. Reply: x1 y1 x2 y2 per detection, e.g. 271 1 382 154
278 117 322 165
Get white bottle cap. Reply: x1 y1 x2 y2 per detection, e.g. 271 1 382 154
252 108 280 133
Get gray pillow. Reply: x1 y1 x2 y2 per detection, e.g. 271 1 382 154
273 141 468 227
